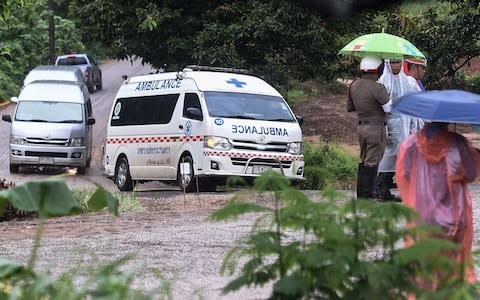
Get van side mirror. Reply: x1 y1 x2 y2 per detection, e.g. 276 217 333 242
87 117 96 125
186 107 203 121
2 114 11 123
296 115 304 126
10 97 18 103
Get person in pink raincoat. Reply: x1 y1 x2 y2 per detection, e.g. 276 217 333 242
396 122 480 284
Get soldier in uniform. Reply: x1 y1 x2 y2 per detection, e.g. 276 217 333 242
347 55 392 199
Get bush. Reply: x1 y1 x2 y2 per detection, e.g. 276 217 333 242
211 172 479 299
301 142 357 190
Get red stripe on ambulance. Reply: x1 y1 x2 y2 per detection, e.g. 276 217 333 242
106 135 204 144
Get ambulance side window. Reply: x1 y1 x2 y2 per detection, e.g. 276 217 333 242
111 94 179 126
183 93 203 121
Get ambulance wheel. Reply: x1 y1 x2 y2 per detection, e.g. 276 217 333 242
115 157 134 191
178 155 196 193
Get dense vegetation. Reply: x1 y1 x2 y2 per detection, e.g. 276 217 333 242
211 172 480 299
1 0 479 100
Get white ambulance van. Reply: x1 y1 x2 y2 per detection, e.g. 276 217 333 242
103 66 305 192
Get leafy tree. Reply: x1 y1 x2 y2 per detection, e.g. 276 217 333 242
69 0 343 88
0 0 85 100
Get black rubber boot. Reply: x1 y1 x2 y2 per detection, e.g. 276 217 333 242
373 172 400 202
356 164 378 200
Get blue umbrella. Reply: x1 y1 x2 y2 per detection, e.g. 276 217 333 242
393 89 480 124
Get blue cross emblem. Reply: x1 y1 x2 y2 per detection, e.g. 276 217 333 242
226 78 247 88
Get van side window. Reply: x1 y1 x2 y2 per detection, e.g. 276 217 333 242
110 94 179 126
183 93 203 121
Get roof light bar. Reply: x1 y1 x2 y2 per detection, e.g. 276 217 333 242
184 65 252 75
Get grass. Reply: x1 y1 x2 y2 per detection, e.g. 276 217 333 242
301 141 358 190
72 189 144 213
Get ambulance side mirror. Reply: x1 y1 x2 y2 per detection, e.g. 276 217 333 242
186 107 203 121
296 115 304 126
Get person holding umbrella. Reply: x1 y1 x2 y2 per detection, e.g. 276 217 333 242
347 55 392 199
393 90 480 285
396 122 480 284
373 59 425 201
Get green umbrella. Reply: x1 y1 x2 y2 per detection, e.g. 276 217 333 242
338 31 426 60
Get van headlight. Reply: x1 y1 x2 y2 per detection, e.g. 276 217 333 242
11 136 26 145
204 136 232 150
70 138 84 147
287 142 302 155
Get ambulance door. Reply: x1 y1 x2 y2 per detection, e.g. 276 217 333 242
178 92 205 173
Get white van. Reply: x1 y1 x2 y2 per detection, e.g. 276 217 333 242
1 80 95 174
103 66 305 191
23 65 85 86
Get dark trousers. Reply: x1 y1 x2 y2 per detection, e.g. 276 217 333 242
356 163 378 199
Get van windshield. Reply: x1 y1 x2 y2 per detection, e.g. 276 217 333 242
15 101 83 123
204 92 295 122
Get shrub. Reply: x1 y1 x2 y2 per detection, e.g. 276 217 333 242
211 171 479 299
301 142 357 190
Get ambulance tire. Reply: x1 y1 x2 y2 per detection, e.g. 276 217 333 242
178 155 196 193
115 157 134 191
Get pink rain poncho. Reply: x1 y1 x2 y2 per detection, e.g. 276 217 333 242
396 124 480 282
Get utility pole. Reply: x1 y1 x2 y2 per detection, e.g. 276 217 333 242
48 0 55 64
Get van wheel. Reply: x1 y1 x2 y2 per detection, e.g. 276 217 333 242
9 164 19 173
115 157 134 191
77 167 86 175
86 157 91 168
96 79 102 90
87 83 94 93
177 155 196 193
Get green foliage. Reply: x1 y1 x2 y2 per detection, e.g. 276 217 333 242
73 188 144 213
301 142 357 190
212 172 480 299
69 0 339 89
0 179 171 299
0 0 87 100
453 72 480 94
402 0 480 88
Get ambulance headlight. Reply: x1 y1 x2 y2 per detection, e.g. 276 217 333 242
204 136 232 150
11 135 27 145
69 138 84 147
287 142 302 155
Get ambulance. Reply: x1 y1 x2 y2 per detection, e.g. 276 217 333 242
102 66 305 192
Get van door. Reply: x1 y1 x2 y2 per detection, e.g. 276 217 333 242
178 92 205 174
85 99 93 165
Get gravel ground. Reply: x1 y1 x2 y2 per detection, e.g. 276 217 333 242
0 187 479 299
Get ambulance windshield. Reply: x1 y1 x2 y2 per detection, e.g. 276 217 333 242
204 92 295 122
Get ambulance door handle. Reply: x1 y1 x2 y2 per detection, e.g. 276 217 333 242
179 125 184 130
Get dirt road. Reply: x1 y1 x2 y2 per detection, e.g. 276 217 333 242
0 59 154 191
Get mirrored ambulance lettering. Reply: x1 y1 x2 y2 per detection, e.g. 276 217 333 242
232 124 288 136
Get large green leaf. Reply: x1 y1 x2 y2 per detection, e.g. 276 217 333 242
86 186 119 216
0 179 81 217
0 258 25 279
